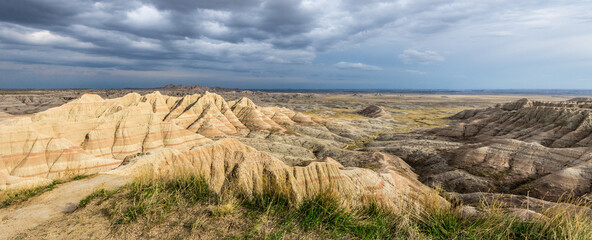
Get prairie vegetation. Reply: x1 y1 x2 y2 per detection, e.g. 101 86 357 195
1 174 90 208
62 172 592 240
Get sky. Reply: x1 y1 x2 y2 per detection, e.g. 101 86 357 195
0 0 591 89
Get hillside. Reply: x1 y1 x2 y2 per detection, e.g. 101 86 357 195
370 98 592 203
0 91 439 239
2 94 592 239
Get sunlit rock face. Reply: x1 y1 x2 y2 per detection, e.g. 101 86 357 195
0 92 439 208
112 138 438 207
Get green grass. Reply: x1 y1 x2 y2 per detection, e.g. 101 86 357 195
417 205 592 240
242 188 405 239
77 174 592 240
78 175 212 224
345 138 373 150
71 175 90 181
0 180 63 208
0 174 93 208
116 175 211 224
78 188 119 208
242 187 592 239
295 192 401 239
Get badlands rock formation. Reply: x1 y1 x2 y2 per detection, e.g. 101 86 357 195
567 97 592 102
0 85 249 115
0 94 73 115
0 92 437 207
357 105 393 119
371 98 592 202
444 98 592 147
113 138 434 206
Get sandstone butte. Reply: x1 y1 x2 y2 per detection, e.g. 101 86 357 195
0 91 437 208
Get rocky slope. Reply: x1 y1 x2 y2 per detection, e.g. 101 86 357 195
440 98 592 147
370 98 592 202
5 93 592 238
357 105 393 119
0 92 436 209
0 85 249 115
112 138 432 207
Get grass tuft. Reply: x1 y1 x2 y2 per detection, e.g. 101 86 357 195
75 172 592 239
416 202 592 240
0 180 63 208
109 175 212 224
71 175 89 181
78 188 119 208
0 174 92 208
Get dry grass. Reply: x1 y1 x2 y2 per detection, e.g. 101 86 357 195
208 194 238 217
304 105 474 134
303 108 369 119
0 174 92 208
57 171 592 239
0 180 63 208
387 106 473 132
0 164 571 239
345 138 374 150
415 191 592 240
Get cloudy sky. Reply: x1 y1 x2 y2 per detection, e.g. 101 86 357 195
1 0 591 89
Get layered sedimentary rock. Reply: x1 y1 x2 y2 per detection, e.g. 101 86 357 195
1 91 435 208
357 105 392 119
0 112 12 121
112 138 438 206
0 91 274 189
0 95 72 115
440 98 592 148
369 99 592 202
0 93 211 189
228 97 285 131
0 84 250 115
452 139 592 198
567 97 592 102
163 92 247 137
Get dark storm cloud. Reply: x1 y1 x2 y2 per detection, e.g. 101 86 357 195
0 0 85 25
0 0 330 67
258 0 314 37
2 0 590 89
149 0 262 11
